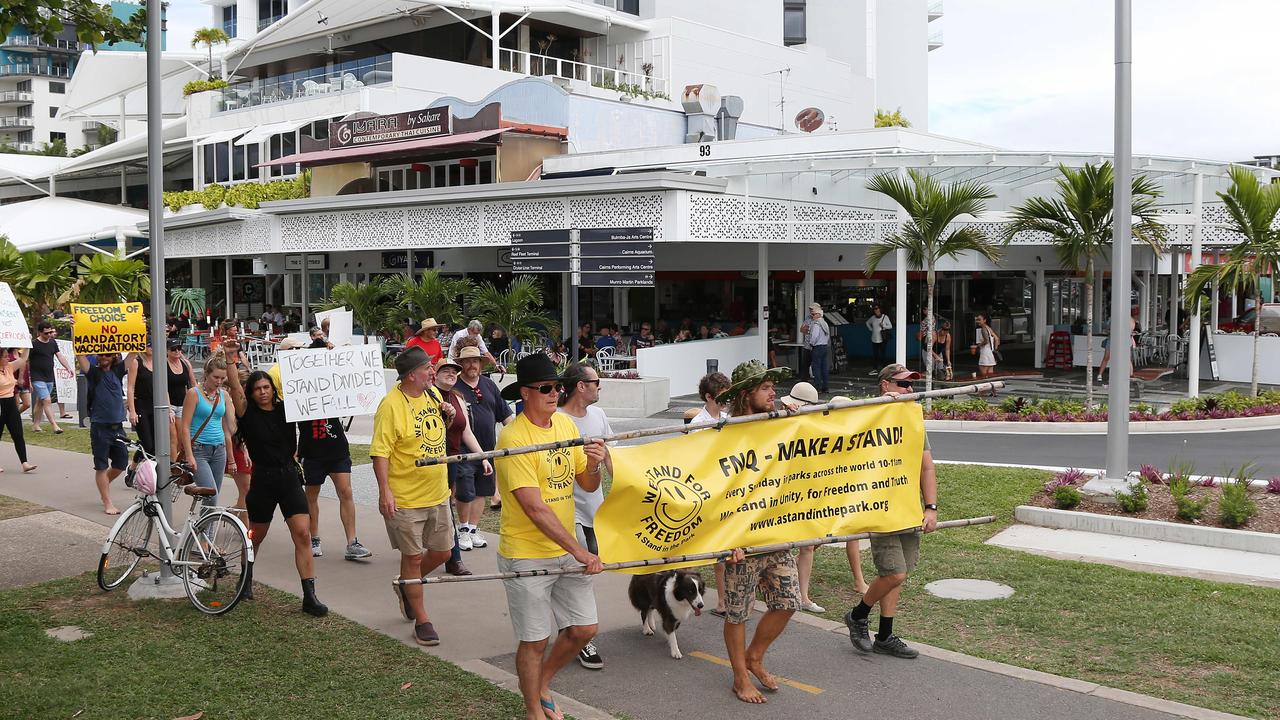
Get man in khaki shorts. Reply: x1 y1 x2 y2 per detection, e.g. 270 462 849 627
715 360 803 705
495 354 607 720
372 347 456 646
843 363 939 659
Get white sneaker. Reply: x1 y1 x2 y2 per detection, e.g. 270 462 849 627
458 530 473 551
800 599 825 613
469 528 488 548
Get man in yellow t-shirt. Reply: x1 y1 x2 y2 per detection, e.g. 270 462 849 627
495 354 606 720
372 347 456 647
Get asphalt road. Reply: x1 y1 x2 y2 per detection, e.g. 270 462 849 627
486 611 1186 720
928 428 1280 477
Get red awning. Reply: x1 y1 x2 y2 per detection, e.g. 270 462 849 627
256 127 509 168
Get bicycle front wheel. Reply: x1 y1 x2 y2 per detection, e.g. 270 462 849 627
97 504 152 591
179 512 250 615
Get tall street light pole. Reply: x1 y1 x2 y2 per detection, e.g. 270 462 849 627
146 0 176 579
1101 0 1133 488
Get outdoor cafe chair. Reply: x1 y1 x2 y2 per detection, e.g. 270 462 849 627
595 346 616 372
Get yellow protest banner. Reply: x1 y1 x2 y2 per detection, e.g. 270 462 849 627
71 302 148 355
594 402 925 571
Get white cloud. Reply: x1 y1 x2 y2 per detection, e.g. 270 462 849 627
928 0 1280 162
165 0 215 55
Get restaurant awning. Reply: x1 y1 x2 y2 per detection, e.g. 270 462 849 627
256 128 509 168
0 196 147 253
235 116 330 147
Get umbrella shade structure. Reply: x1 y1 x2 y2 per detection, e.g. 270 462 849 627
0 196 147 253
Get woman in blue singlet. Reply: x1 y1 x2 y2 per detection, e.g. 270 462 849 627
179 356 235 506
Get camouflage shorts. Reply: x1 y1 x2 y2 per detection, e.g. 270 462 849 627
722 550 801 624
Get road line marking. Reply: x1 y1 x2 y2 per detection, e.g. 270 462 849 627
687 651 824 694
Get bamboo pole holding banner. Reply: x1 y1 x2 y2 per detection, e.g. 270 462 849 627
416 381 1004 467
392 516 996 586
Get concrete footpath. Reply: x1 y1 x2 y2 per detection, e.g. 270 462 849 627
0 441 1251 720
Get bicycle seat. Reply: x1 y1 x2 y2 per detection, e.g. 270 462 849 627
183 486 217 497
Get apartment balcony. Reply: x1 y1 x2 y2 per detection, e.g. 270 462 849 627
215 55 392 112
0 64 72 78
928 1 944 21
82 120 103 131
577 0 640 15
928 29 944 51
498 48 669 97
0 117 35 129
9 142 38 152
2 36 87 54
0 91 33 105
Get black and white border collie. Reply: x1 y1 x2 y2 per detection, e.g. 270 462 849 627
627 570 707 659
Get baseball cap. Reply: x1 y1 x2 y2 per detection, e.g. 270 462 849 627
877 363 922 382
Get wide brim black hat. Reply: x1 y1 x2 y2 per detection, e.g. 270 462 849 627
502 353 563 401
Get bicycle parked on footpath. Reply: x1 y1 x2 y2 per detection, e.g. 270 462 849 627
97 439 254 615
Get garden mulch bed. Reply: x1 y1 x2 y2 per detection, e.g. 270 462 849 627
1030 483 1280 535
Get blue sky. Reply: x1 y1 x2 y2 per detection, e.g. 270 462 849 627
164 0 1277 162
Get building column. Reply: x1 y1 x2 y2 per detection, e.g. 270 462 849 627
1168 252 1180 338
1187 173 1203 396
1210 249 1220 332
1137 270 1149 334
758 243 769 362
801 268 815 341
895 249 907 364
491 9 501 70
1034 269 1047 368
237 0 259 40
561 273 571 340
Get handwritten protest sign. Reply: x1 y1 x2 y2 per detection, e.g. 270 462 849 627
278 345 387 422
0 283 31 348
591 402 925 571
71 302 147 355
55 339 77 403
314 307 354 346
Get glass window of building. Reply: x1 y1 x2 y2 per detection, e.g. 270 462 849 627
221 4 237 36
48 81 66 94
783 1 807 46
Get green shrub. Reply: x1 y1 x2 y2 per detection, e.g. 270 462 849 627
163 189 200 212
1218 477 1257 528
198 183 226 209
1169 397 1200 415
1132 401 1156 415
1037 398 1085 416
1052 484 1082 509
1114 481 1149 513
183 78 229 96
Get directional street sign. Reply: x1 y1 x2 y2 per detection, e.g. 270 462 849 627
576 272 655 288
580 257 655 273
577 241 653 257
513 257 572 273
579 227 654 244
510 229 570 245
511 244 570 260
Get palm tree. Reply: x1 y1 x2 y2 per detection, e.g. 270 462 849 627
68 254 151 304
320 279 396 337
466 276 560 350
169 287 207 320
1184 167 1280 397
1006 162 1167 407
14 249 74 319
865 169 1001 407
386 270 473 332
874 108 911 128
190 27 230 78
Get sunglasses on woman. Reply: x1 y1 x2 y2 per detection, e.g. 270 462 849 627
525 382 563 395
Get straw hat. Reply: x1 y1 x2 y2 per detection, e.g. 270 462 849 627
781 381 820 406
279 337 306 350
417 318 445 336
456 345 484 361
716 359 792 404
433 356 462 374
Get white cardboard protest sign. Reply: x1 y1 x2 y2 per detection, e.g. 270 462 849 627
314 307 354 346
55 339 77 404
278 345 386 422
0 283 31 348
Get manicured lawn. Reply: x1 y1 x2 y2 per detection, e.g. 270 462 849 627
805 464 1280 720
0 494 47 521
0 572 527 720
18 424 92 455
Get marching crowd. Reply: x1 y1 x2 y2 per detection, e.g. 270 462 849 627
0 311 939 718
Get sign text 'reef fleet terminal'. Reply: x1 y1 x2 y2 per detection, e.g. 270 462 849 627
329 106 451 150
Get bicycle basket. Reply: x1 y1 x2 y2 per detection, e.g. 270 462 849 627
133 459 158 495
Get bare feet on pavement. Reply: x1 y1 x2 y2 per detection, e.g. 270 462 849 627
733 674 767 704
746 657 780 692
